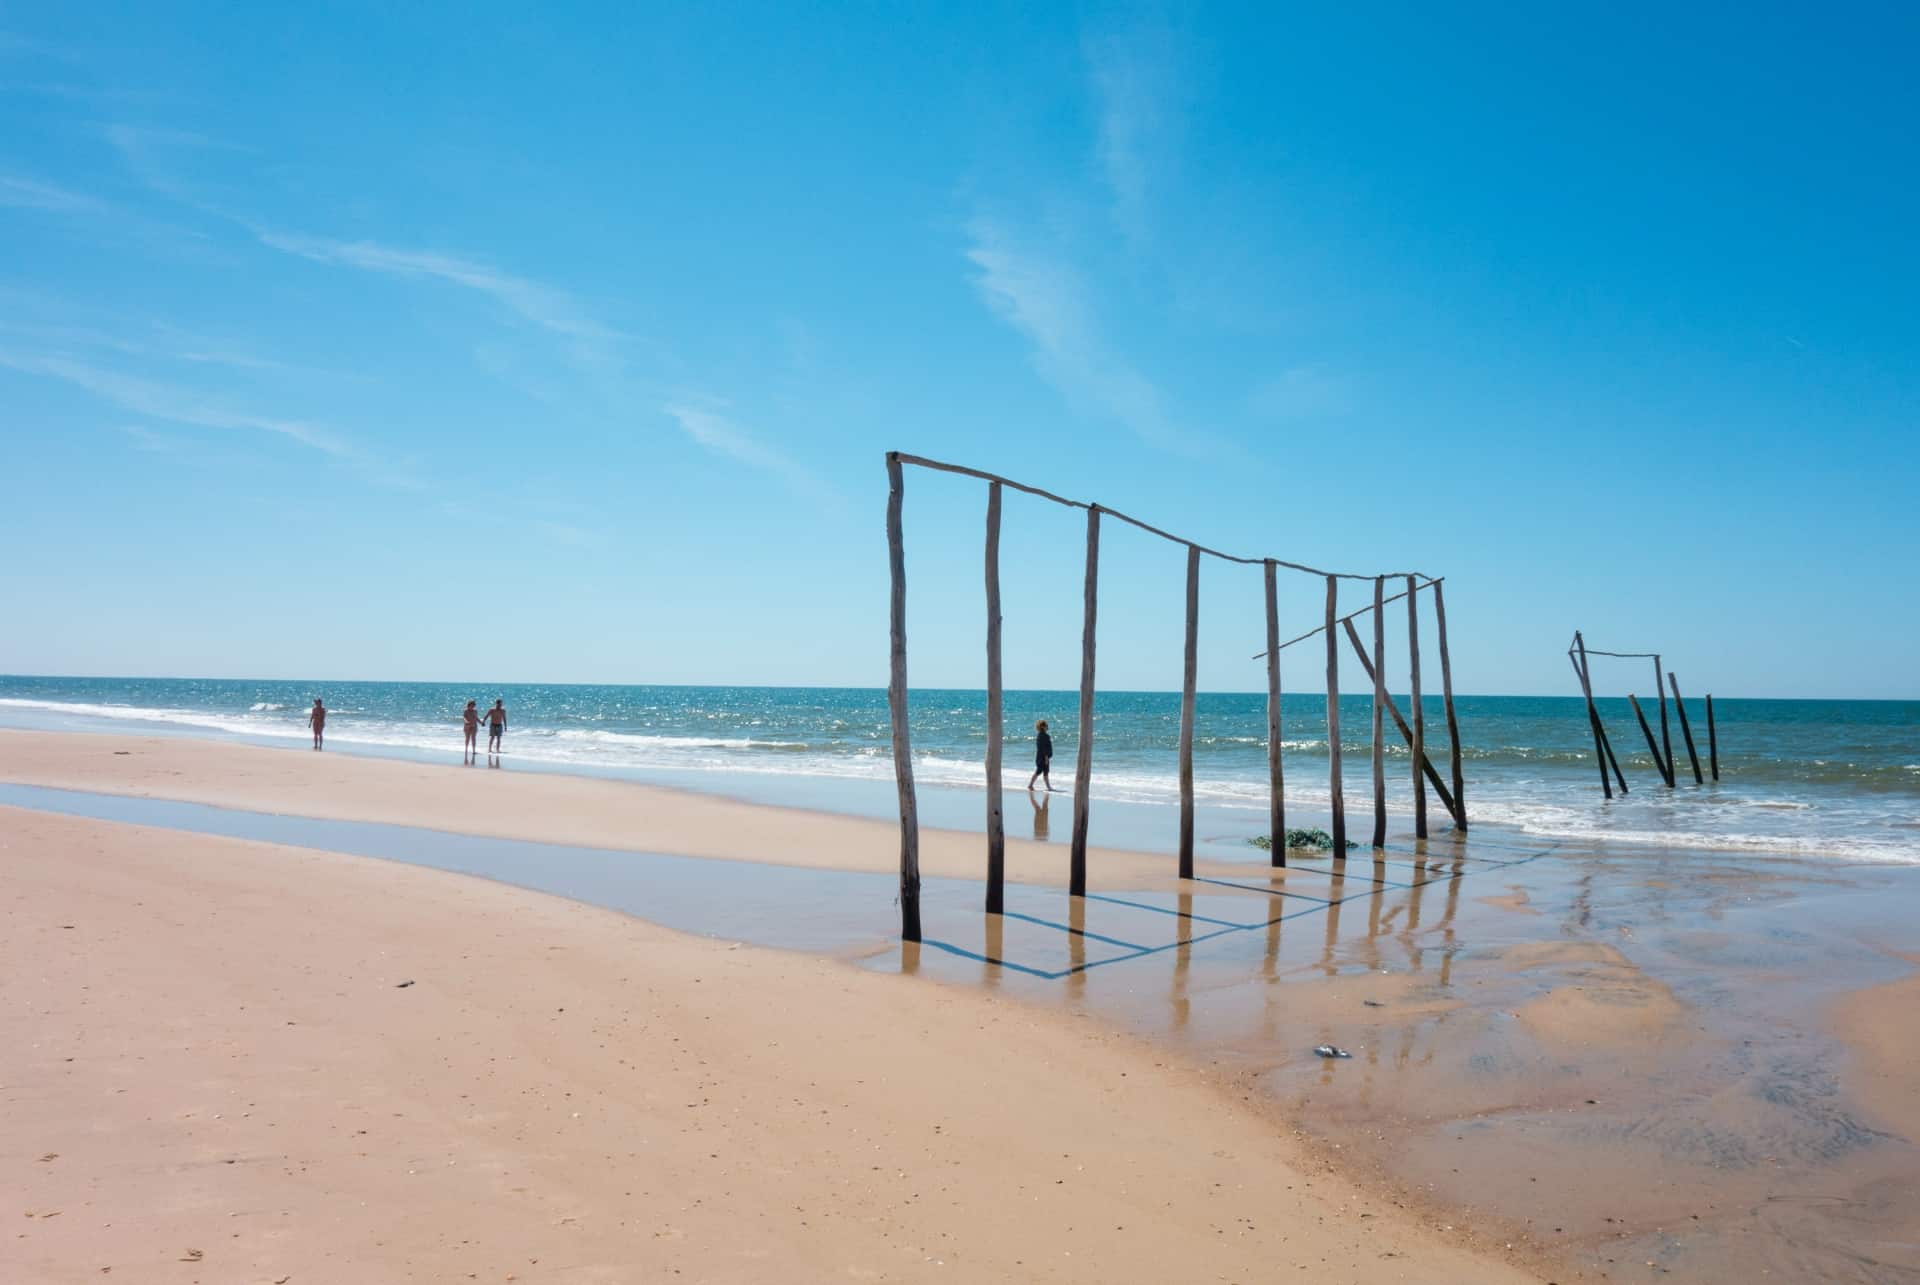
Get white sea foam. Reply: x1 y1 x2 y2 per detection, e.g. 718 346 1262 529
6 695 1917 865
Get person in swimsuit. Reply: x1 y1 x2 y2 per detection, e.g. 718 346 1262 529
484 700 506 753
461 700 481 762
307 698 327 750
1027 718 1054 791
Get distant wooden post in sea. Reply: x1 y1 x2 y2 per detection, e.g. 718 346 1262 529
883 451 1467 942
1569 632 1724 798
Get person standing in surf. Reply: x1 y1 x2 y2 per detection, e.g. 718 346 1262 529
307 698 327 750
461 700 481 762
1027 718 1054 791
484 699 507 754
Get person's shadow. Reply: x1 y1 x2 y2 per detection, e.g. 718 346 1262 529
1028 787 1050 841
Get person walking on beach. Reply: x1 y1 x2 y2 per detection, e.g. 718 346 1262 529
484 699 507 754
462 700 481 763
1027 718 1054 791
307 698 327 751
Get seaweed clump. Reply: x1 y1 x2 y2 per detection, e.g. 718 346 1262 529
1248 827 1353 853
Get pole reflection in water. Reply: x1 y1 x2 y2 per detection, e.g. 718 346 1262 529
1068 896 1087 1000
984 914 1004 989
1171 892 1193 1031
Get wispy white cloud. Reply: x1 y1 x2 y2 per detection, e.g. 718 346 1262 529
662 399 827 495
0 173 107 214
1246 366 1346 422
1084 21 1183 245
116 423 177 453
257 231 616 346
965 216 1203 453
0 349 352 458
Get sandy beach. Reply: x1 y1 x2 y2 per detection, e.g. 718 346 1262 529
1 801 1538 1283
0 729 1249 889
5 728 1918 1283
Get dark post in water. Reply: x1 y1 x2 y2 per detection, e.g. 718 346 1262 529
1177 544 1200 879
983 481 1005 914
1324 576 1346 858
1668 671 1705 785
1070 505 1100 897
884 453 921 941
1263 560 1286 867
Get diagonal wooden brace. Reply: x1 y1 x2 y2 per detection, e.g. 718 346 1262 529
1341 618 1465 829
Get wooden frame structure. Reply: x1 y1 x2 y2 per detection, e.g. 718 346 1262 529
1567 630 1719 796
885 451 1468 942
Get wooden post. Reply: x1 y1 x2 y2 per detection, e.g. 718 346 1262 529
1654 654 1675 787
1668 672 1704 785
1432 580 1465 830
1324 576 1346 857
1407 575 1427 839
1598 715 1629 795
1370 576 1387 848
1628 693 1667 784
1707 694 1719 781
1177 545 1200 879
884 453 921 942
1264 561 1285 867
1070 506 1100 897
1571 633 1612 799
1342 620 1463 826
984 482 1005 914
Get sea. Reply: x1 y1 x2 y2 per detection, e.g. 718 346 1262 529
1 676 1915 863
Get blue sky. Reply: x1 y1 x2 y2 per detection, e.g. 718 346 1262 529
2 3 1915 698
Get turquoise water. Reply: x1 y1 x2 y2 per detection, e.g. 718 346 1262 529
1 676 1915 861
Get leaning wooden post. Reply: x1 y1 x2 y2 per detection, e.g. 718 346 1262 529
1263 560 1285 867
1706 694 1719 780
1177 544 1200 879
884 453 921 941
1571 633 1612 799
1598 715 1629 795
1432 580 1466 830
1628 693 1667 784
1324 576 1346 857
1406 576 1427 839
1341 619 1463 825
983 481 1005 914
1069 505 1100 897
1370 576 1387 848
1668 672 1704 785
1654 654 1675 787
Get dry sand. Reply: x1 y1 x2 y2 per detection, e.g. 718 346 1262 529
0 729 1253 890
0 806 1540 1283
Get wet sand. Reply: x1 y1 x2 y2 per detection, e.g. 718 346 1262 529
1 806 1537 1284
0 728 1254 889
5 728 1919 1282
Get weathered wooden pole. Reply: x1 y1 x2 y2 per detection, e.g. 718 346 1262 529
1432 580 1465 830
1070 505 1100 897
1571 633 1612 799
1370 576 1387 848
1341 620 1463 826
1324 576 1346 857
884 453 921 942
1406 575 1427 839
1628 693 1669 785
1668 672 1704 785
1706 694 1719 780
983 481 1005 914
1654 654 1675 787
1177 544 1200 879
1263 560 1286 868
1598 716 1629 795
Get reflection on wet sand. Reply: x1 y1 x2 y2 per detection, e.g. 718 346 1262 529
895 835 1920 1283
5 782 1914 1282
